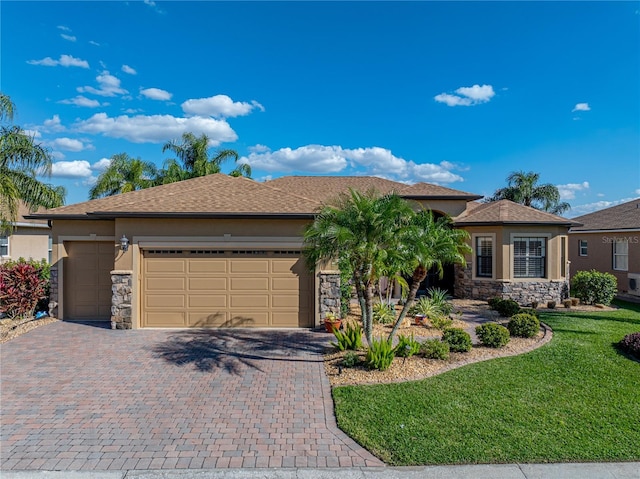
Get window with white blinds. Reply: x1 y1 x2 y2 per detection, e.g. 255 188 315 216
513 237 546 278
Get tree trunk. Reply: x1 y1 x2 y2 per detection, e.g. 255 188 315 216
364 281 375 346
352 270 369 345
388 265 427 342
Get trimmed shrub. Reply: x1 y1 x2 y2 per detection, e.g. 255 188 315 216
420 339 450 360
442 327 472 353
519 307 540 319
494 299 521 317
547 301 556 309
488 297 502 309
341 351 361 367
331 322 363 351
618 332 640 359
429 314 453 331
476 323 510 348
365 337 395 371
563 299 572 309
507 313 540 338
394 333 421 358
571 270 617 306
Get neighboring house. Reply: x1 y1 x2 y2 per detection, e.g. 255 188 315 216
568 198 640 297
1 202 51 264
28 174 575 330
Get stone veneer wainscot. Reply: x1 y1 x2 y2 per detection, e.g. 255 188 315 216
318 271 341 322
111 270 132 329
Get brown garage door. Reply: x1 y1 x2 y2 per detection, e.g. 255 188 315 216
142 250 313 328
64 241 114 320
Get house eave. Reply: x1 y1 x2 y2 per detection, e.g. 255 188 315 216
402 194 484 201
453 221 576 227
569 227 640 234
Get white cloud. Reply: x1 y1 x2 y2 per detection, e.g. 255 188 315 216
22 129 42 139
89 40 100 47
59 95 102 108
49 137 92 152
121 64 137 75
51 160 92 178
435 84 495 107
57 25 71 32
568 198 634 217
77 71 127 97
635 189 640 195
74 113 237 144
42 115 66 132
249 144 271 153
91 158 112 172
27 54 89 68
60 34 77 42
572 103 591 112
140 87 172 101
241 144 464 183
557 181 590 200
182 95 264 118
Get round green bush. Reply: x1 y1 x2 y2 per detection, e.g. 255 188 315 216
571 269 617 305
442 327 472 352
494 299 521 317
507 313 540 338
476 323 510 348
420 339 450 360
487 297 503 310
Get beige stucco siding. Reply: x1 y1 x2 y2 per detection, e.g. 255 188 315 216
1 227 50 262
414 199 470 217
569 231 640 293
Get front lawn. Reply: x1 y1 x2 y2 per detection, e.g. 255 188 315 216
332 300 640 465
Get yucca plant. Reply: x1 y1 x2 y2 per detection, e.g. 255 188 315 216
365 337 395 371
331 322 363 351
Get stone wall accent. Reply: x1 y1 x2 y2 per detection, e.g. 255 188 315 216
111 270 133 330
48 266 58 318
454 262 569 306
318 271 341 322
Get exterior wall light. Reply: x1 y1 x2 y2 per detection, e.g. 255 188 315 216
120 234 129 252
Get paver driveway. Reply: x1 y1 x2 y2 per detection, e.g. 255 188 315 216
0 321 383 471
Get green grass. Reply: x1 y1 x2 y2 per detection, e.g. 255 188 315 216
332 300 640 465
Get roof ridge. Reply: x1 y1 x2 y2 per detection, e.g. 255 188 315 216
255 180 323 207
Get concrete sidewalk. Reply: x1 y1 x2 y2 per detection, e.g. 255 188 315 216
2 463 639 479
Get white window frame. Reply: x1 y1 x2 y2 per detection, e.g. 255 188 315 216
579 239 588 256
0 235 9 257
510 233 550 279
472 233 495 280
613 240 628 271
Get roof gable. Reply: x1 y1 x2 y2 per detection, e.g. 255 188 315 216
454 200 577 226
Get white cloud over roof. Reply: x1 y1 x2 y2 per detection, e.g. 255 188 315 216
51 160 93 178
557 181 590 200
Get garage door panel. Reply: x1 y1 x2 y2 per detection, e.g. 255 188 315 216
271 294 299 308
230 277 269 291
146 312 187 327
230 260 269 273
189 277 226 290
142 252 312 328
146 260 186 273
188 295 226 308
146 294 185 308
189 260 226 273
146 277 185 290
230 294 269 308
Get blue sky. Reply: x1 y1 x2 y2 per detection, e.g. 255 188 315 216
3 1 639 217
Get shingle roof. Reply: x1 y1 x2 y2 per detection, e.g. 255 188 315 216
265 176 481 203
1 202 49 226
453 199 578 226
570 198 640 231
27 174 322 219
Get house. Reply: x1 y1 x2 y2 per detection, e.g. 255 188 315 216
1 202 51 264
28 174 575 329
568 198 640 297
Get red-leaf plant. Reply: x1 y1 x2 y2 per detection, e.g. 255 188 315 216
0 263 46 319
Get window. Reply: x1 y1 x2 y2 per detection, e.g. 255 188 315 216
613 240 628 271
579 239 588 256
0 235 8 257
48 237 53 264
514 237 546 278
475 236 493 278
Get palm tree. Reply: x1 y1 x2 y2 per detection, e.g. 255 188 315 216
388 211 470 341
303 190 415 346
486 171 570 215
1 94 64 233
159 132 250 184
89 153 158 199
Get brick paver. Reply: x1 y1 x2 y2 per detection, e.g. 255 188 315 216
0 321 383 470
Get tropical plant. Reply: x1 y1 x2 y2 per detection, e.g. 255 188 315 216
389 211 470 341
428 314 453 330
365 337 395 371
485 171 570 215
0 261 48 318
89 153 158 199
393 333 421 358
426 287 453 316
411 297 441 317
331 322 363 351
341 351 361 368
159 132 250 183
373 302 395 325
0 93 64 232
617 332 640 359
303 190 415 346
